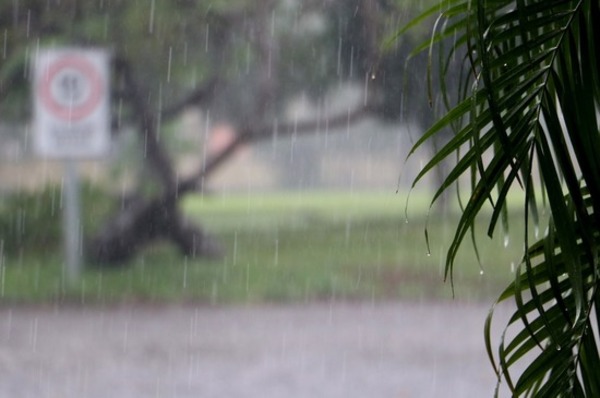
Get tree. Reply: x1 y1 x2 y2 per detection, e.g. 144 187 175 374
1 1 432 264
405 0 600 395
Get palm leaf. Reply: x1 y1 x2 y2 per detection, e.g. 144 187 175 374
403 0 600 395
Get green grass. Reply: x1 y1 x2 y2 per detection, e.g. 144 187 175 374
0 190 525 304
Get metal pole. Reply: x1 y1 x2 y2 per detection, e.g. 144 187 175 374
63 159 82 284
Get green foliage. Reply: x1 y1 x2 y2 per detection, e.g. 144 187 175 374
0 186 62 255
0 0 217 117
0 182 113 256
0 192 517 303
0 0 439 122
405 0 600 396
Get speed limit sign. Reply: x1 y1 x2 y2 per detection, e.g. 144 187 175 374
33 48 110 158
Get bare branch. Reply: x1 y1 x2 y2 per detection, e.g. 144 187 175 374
175 103 374 195
161 77 221 122
114 55 177 192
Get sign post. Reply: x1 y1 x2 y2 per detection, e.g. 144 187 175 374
33 48 110 284
63 160 81 282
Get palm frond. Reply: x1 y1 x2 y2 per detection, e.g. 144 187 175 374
404 0 600 395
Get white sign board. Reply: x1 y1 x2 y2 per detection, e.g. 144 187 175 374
33 48 110 158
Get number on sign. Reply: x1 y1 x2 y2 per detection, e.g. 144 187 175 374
58 72 85 104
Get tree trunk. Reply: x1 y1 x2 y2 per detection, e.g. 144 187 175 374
86 57 223 266
87 52 373 267
86 195 222 265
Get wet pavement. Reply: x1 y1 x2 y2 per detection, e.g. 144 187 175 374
0 301 512 397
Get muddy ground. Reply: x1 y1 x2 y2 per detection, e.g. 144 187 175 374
0 301 513 397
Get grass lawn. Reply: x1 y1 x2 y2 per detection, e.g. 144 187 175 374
0 190 524 304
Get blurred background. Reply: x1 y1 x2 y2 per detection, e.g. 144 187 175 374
0 1 522 397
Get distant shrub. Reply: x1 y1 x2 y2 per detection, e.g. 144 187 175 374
0 182 113 257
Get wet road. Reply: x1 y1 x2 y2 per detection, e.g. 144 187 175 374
0 301 512 397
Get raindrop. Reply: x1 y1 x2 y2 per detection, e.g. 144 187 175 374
167 46 173 83
32 41 43 75
245 42 251 74
315 99 322 137
355 265 362 288
503 234 510 248
293 110 299 137
34 263 40 291
0 241 4 298
289 136 296 163
117 98 123 128
324 102 330 148
202 110 211 170
245 263 250 293
510 261 515 273
336 36 342 76
190 69 197 86
349 46 354 78
346 108 351 138
80 279 86 304
363 72 370 105
30 317 39 352
271 118 279 157
270 9 276 37
23 45 29 78
479 269 484 276
205 24 210 52
143 127 149 158
183 42 188 66
211 281 218 304
267 47 273 78
182 257 188 289
556 345 562 351
187 354 198 388
232 232 238 266
148 0 156 34
534 225 540 238
156 84 163 141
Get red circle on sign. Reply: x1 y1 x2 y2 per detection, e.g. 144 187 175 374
39 55 104 121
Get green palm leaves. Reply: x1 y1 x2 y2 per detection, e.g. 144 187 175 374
404 0 600 396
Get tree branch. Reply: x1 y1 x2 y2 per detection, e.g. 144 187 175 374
161 77 221 122
114 55 178 192
176 103 374 195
